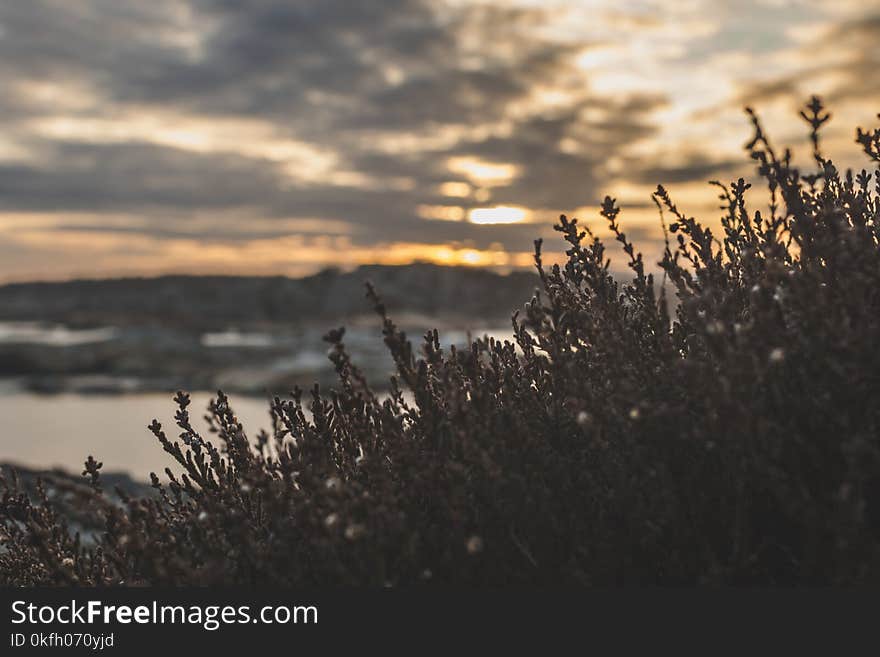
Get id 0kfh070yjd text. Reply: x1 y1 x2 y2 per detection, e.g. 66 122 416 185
11 632 114 651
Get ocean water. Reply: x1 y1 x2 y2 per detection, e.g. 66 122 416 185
0 323 517 480
0 391 275 481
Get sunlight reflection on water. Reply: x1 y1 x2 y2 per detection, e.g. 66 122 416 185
0 321 118 346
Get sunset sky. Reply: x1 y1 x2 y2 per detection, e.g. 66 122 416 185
0 1 877 281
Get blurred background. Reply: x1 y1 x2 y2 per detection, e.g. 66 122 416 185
0 1 877 478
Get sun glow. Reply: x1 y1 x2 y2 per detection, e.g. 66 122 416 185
468 206 529 225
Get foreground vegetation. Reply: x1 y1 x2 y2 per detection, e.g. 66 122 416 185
2 99 879 585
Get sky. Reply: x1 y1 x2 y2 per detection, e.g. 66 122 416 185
0 0 877 281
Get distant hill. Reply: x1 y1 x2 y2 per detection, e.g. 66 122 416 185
0 264 538 328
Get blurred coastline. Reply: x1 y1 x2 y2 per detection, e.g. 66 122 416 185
0 264 525 476
0 264 529 396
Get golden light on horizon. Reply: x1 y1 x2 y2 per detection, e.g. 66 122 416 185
468 206 529 225
0 218 544 282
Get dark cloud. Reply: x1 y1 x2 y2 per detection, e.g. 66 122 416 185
0 1 185 87
115 1 443 115
822 15 880 103
629 156 742 185
0 140 285 212
734 13 880 108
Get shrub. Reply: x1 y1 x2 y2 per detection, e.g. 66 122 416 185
2 98 879 585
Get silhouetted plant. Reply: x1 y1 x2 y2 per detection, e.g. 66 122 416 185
2 98 879 585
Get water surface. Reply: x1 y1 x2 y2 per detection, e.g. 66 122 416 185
0 392 274 481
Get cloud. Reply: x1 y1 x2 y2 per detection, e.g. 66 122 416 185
0 1 875 280
733 13 880 107
0 2 624 248
628 156 743 186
